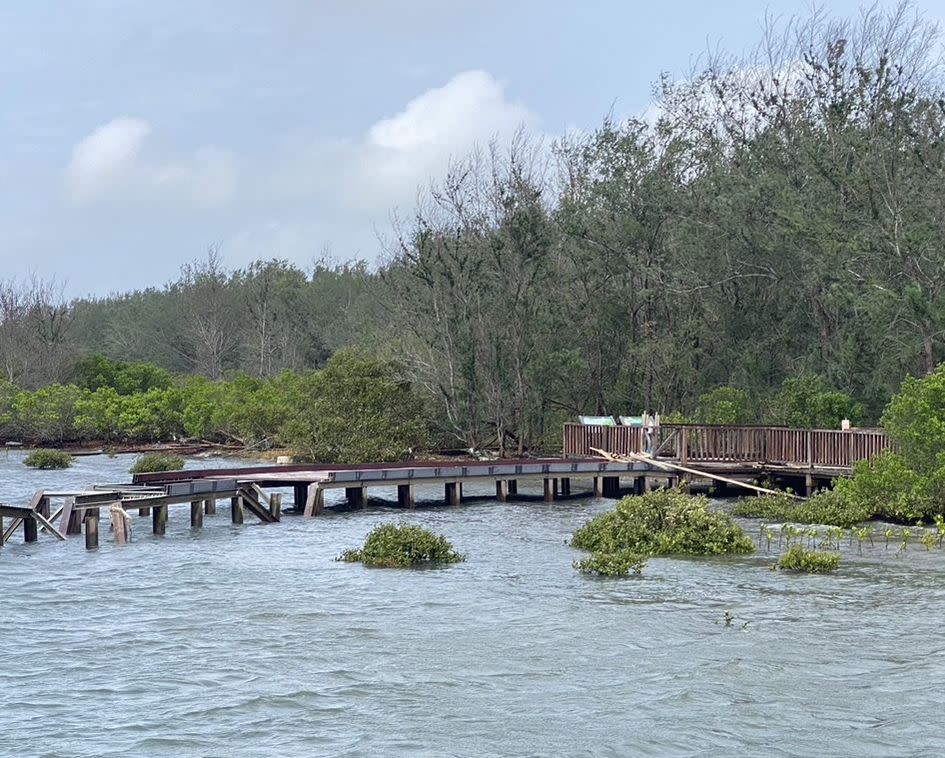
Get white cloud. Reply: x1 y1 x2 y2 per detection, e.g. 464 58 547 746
65 117 236 212
66 117 151 200
349 69 537 211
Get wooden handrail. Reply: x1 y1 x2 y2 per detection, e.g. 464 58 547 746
563 422 892 470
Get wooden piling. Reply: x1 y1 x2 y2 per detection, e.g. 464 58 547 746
85 508 99 550
190 500 203 528
345 487 366 509
397 484 415 509
152 504 168 535
593 476 603 497
508 480 517 495
294 484 307 512
560 477 571 496
269 493 282 520
111 504 131 545
303 485 324 517
495 480 509 502
633 476 645 496
204 498 216 515
23 515 38 543
445 482 460 506
138 507 148 517
231 496 244 524
543 477 557 502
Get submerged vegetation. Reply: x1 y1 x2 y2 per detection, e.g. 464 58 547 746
776 546 841 574
129 454 185 474
338 522 466 568
23 449 72 469
571 489 753 576
574 549 648 577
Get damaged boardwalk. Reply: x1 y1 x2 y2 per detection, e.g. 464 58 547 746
0 423 893 553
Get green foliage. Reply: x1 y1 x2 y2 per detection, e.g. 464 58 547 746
882 364 945 473
129 454 185 474
12 384 87 443
571 488 754 559
282 349 431 464
338 522 465 568
732 489 872 528
765 376 863 429
71 355 172 395
776 545 841 574
693 387 753 425
23 449 72 469
574 549 647 577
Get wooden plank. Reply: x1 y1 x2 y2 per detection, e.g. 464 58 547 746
59 497 76 535
591 448 805 500
31 511 66 541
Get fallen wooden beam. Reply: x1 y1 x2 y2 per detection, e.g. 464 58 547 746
590 448 805 500
30 511 66 541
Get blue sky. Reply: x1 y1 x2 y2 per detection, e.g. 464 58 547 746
0 0 937 296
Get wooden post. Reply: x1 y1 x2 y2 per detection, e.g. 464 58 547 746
560 477 571 496
293 484 307 512
111 505 130 545
508 480 517 496
231 496 244 524
61 496 81 535
304 484 324 517
190 500 203 528
495 480 509 502
152 504 168 535
85 508 99 550
543 478 557 502
445 482 460 506
269 493 282 520
345 487 365 509
633 476 645 496
593 476 603 497
679 427 689 466
138 507 149 517
23 515 38 543
397 484 415 509
204 498 216 515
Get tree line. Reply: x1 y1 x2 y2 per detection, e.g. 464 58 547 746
3 4 944 457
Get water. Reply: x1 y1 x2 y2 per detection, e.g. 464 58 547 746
1 452 944 757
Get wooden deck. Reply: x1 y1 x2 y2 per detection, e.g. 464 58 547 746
563 423 892 474
0 423 896 553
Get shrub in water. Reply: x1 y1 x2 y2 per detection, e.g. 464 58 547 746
338 522 465 568
574 549 648 577
23 450 72 469
732 489 871 527
776 545 841 573
572 488 754 567
129 454 185 474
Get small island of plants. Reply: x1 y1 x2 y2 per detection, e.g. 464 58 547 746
776 545 841 574
572 488 754 576
129 454 185 474
23 450 73 469
338 522 466 568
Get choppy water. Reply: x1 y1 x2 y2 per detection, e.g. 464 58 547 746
1 451 944 757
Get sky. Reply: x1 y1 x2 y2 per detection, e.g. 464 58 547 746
0 0 939 297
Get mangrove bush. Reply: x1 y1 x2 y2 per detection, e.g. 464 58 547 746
338 522 466 568
23 450 72 469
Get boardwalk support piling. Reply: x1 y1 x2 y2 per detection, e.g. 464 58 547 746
153 504 168 535
190 500 203 528
345 487 365 509
231 496 244 524
111 504 132 544
496 480 509 502
204 498 216 516
397 484 415 509
445 482 461 506
303 485 324 517
85 508 100 550
23 515 37 543
270 493 282 520
543 478 557 502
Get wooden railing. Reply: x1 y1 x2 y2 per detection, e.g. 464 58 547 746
562 423 892 471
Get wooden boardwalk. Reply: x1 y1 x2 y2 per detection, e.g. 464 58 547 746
0 423 895 553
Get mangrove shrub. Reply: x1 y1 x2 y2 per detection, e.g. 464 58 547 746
571 489 754 576
776 545 841 574
338 522 465 568
23 450 72 469
129 454 185 474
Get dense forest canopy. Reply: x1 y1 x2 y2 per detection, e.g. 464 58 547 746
3 3 944 455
